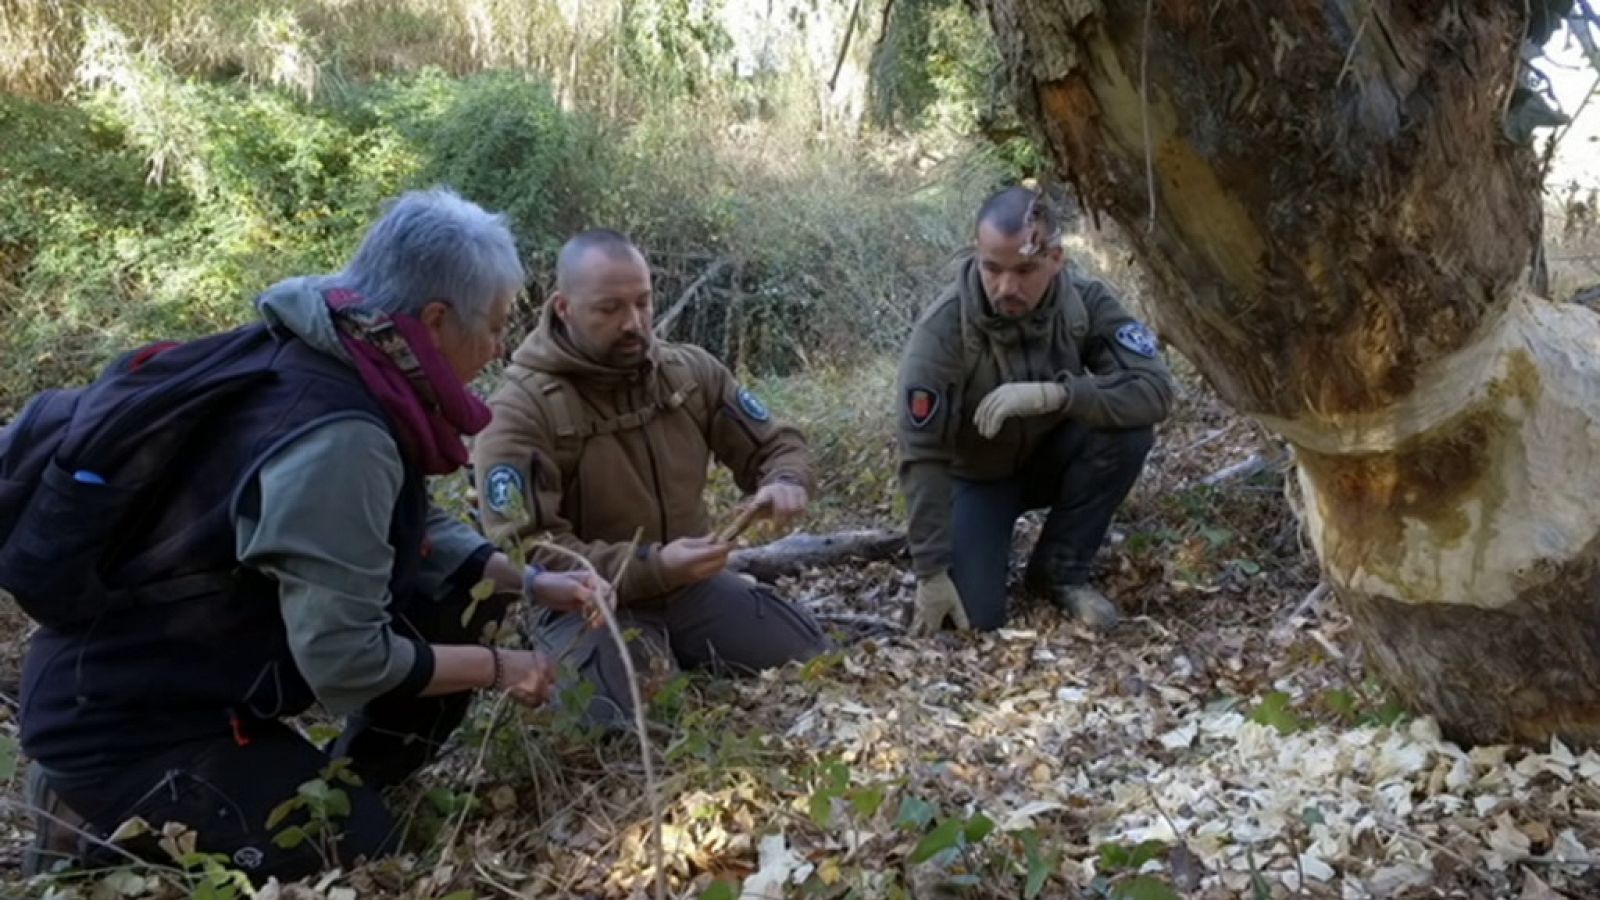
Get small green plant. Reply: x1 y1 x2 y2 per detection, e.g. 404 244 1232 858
1248 691 1308 735
266 757 362 867
177 850 256 900
1320 683 1409 727
1090 839 1183 899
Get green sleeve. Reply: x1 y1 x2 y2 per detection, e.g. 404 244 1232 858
235 418 431 716
896 303 965 578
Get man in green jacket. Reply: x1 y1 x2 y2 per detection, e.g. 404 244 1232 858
898 187 1175 635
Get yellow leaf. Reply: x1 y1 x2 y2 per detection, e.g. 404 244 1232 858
818 858 842 886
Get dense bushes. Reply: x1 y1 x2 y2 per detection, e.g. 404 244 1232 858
1 37 1010 415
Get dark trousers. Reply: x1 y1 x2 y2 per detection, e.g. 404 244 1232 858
50 587 511 883
534 571 827 726
950 423 1153 630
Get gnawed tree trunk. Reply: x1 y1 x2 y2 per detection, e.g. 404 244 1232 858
986 0 1593 745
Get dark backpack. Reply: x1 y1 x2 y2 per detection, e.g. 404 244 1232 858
0 324 282 629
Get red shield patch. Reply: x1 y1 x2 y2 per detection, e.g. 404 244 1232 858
907 387 940 429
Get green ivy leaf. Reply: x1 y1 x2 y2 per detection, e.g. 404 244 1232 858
324 787 351 818
847 786 884 819
1025 858 1051 898
893 796 936 831
1098 842 1131 872
265 798 300 830
192 879 238 900
963 813 995 845
297 778 332 807
698 881 738 900
1128 840 1168 869
910 818 964 863
1248 691 1306 735
1321 689 1358 719
273 826 307 849
1372 698 1409 726
824 760 850 792
808 790 834 828
307 724 343 748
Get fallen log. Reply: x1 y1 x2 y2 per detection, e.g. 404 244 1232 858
729 529 906 582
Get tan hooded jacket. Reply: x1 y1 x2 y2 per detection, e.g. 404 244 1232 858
473 304 812 602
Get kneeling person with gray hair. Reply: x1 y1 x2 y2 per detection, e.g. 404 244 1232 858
16 188 606 882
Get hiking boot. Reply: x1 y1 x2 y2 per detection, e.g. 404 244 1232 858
21 762 83 877
1050 584 1120 632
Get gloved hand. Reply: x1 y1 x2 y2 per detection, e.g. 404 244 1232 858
972 381 1069 439
909 572 970 636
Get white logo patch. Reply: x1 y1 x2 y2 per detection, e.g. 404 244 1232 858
484 465 526 514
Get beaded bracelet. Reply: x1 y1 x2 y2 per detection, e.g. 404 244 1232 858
489 646 506 691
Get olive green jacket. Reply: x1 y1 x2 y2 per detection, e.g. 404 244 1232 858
896 259 1174 577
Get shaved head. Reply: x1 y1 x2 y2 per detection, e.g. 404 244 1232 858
555 229 646 295
974 187 1065 318
551 228 655 368
976 186 1060 244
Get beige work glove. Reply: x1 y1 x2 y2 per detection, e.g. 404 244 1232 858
972 381 1069 439
909 572 970 636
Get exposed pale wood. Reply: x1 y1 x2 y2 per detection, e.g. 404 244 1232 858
985 0 1596 745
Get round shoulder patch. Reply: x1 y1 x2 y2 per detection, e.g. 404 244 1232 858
736 386 771 423
483 464 526 515
1115 322 1160 359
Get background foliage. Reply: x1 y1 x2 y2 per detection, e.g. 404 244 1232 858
0 0 1020 417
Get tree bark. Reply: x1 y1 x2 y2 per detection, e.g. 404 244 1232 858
985 0 1595 745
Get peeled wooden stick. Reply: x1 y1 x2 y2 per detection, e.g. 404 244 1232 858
714 502 763 544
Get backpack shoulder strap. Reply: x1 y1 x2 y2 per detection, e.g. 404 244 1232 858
655 345 707 426
514 369 587 478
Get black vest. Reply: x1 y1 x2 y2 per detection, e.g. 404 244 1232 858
19 328 429 775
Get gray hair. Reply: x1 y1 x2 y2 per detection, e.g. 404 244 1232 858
334 187 525 321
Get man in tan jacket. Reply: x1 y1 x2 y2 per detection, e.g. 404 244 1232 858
473 229 825 723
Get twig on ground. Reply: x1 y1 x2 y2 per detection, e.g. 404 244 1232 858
533 529 667 900
0 798 182 876
439 690 510 866
1199 453 1267 487
1270 581 1332 643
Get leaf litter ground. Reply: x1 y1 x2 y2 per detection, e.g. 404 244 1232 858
5 373 1600 898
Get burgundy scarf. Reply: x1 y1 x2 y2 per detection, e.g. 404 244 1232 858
325 290 491 475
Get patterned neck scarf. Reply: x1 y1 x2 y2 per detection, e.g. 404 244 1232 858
325 289 491 475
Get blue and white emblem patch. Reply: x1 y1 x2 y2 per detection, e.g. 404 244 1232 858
1115 322 1160 359
484 464 525 515
736 386 771 423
